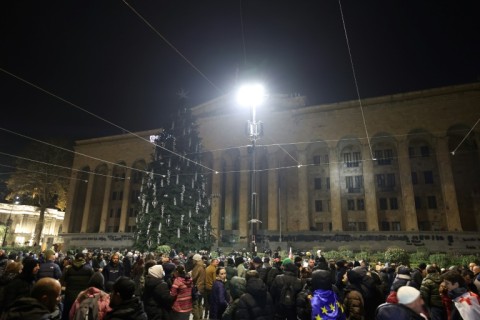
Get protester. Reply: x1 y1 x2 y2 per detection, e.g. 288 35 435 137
143 264 174 320
69 271 111 320
376 286 428 320
441 270 480 319
209 267 229 319
170 265 193 320
104 277 147 320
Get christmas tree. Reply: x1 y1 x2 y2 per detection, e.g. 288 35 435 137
134 96 213 252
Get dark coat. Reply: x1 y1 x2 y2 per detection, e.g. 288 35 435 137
0 297 61 320
1 273 36 312
376 302 425 320
37 260 62 280
209 279 229 319
269 269 302 314
103 262 125 290
142 275 174 320
236 277 274 320
104 297 148 320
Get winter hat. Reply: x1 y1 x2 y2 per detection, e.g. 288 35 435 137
44 249 55 259
229 276 246 299
398 266 411 275
192 254 202 261
397 285 421 305
253 256 262 264
282 258 293 266
311 270 332 291
163 262 176 275
352 266 367 277
347 268 364 284
89 271 105 290
149 265 164 278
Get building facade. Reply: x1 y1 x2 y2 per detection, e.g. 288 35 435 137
62 83 480 251
0 203 64 248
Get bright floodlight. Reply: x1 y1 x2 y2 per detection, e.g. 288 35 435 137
236 83 266 107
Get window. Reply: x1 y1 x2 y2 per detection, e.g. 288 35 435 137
131 190 140 203
414 196 422 209
315 200 323 212
346 176 353 189
109 209 114 218
116 208 121 218
347 199 355 210
313 155 321 165
119 191 123 201
391 221 401 231
424 171 434 184
358 222 367 231
326 177 330 190
390 197 399 210
314 178 322 190
356 199 365 210
381 221 390 231
133 171 142 183
112 192 117 200
421 146 430 157
355 176 363 188
379 198 388 210
427 196 437 209
386 174 395 187
412 172 418 185
376 174 386 187
375 149 393 165
344 152 361 167
323 154 330 164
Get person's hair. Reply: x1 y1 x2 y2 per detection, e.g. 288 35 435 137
441 270 466 287
245 270 259 282
461 269 474 278
75 252 85 260
113 277 136 300
175 265 186 277
216 267 226 276
426 265 438 274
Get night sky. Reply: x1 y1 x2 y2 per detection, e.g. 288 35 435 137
1 0 479 158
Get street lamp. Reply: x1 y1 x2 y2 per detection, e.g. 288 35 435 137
236 83 266 255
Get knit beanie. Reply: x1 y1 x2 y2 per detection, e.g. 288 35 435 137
397 286 421 305
282 258 293 266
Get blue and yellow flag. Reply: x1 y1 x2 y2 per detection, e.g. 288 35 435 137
310 289 346 320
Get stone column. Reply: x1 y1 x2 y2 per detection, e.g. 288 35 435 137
436 136 463 231
118 168 132 232
397 137 418 231
80 171 95 233
210 152 222 243
99 167 113 233
329 146 343 231
223 156 234 230
238 148 250 243
267 152 279 231
296 148 310 230
63 171 77 233
362 144 379 231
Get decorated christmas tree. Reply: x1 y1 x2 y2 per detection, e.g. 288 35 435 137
134 96 213 252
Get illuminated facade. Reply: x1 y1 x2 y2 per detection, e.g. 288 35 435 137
0 203 64 247
62 83 480 251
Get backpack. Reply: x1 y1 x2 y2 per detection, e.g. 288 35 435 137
279 279 296 307
73 294 101 320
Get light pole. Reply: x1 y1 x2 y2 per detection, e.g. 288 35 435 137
237 83 266 255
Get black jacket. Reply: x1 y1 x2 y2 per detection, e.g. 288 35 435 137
142 275 174 320
0 297 61 320
236 277 274 320
104 297 148 320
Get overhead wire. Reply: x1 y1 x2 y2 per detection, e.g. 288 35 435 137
450 117 480 155
122 0 223 95
338 0 375 160
0 67 216 175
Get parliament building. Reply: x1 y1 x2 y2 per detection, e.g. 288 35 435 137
61 83 480 252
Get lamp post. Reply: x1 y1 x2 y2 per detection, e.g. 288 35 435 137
237 83 266 255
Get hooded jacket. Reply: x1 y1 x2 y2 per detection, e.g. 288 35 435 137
143 273 174 320
235 277 274 320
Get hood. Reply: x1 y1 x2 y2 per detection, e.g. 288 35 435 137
246 277 268 303
72 258 86 269
229 276 246 299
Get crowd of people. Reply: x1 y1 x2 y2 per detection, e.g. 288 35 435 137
0 247 479 319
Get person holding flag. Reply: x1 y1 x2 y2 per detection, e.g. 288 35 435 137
309 270 346 320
